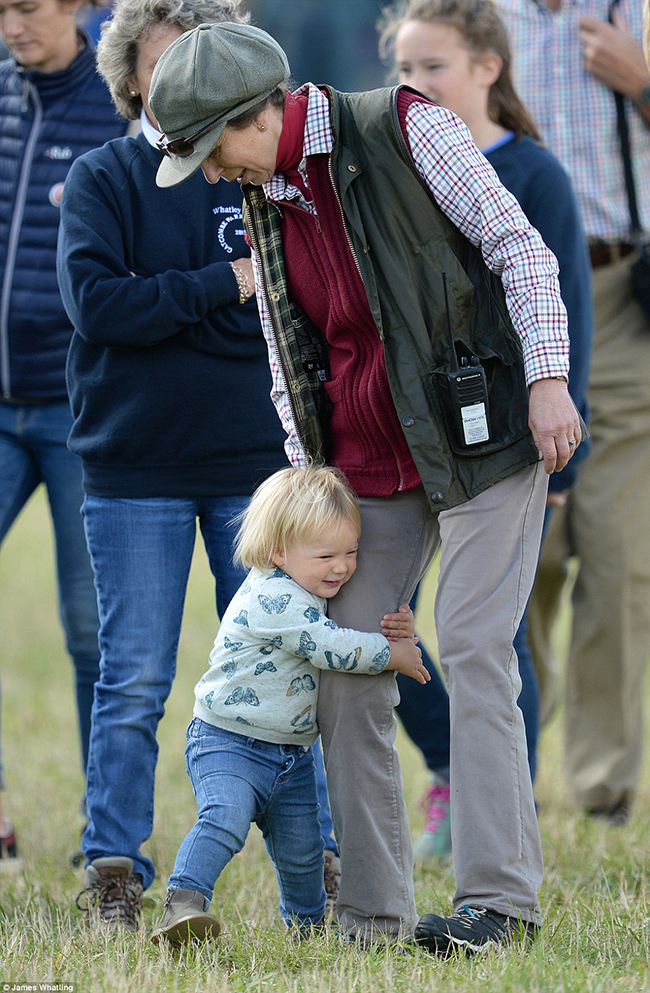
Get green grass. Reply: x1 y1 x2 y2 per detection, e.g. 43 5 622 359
1 488 649 992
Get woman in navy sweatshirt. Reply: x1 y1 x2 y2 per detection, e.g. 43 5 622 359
57 0 290 929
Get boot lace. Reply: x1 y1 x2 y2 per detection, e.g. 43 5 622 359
76 872 142 929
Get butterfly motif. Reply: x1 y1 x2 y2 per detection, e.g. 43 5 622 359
286 674 316 696
223 635 243 652
324 619 338 630
204 690 215 708
221 659 239 680
370 645 391 671
259 635 283 655
290 704 314 734
233 610 249 627
324 647 362 671
235 716 252 726
303 606 320 623
254 659 278 676
258 592 292 614
240 581 251 595
224 686 260 707
296 631 317 658
270 567 290 579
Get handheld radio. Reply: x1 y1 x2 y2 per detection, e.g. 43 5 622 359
441 272 490 447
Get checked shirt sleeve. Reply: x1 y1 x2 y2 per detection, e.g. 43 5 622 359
405 102 569 385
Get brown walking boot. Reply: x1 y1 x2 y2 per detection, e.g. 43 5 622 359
76 856 143 932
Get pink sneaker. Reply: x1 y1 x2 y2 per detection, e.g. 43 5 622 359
413 773 451 862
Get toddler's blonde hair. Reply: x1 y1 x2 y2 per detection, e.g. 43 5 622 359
233 466 360 572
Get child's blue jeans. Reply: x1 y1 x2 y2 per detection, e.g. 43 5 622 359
169 718 326 927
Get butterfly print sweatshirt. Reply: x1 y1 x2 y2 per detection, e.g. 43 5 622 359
193 567 389 745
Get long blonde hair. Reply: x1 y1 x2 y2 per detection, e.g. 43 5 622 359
233 466 360 572
378 0 541 141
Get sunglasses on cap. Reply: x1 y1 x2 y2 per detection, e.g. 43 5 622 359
156 114 222 158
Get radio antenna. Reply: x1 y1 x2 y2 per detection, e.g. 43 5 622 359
441 272 459 372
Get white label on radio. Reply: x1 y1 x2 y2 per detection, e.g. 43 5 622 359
461 402 489 445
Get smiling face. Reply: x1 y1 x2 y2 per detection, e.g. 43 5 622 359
0 0 81 73
395 19 494 132
200 105 284 186
129 21 184 130
271 519 360 600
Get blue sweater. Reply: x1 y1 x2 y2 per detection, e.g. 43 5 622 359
0 36 126 400
58 132 287 498
485 134 592 490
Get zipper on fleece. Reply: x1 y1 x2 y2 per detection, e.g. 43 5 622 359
1 80 42 398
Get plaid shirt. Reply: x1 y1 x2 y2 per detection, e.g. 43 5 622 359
498 0 650 242
250 83 569 466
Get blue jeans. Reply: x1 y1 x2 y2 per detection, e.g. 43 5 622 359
170 718 325 926
0 400 99 785
81 494 252 887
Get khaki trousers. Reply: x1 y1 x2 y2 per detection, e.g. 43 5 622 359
318 464 547 936
529 256 650 810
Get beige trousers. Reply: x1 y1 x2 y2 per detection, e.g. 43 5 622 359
319 465 547 936
529 256 650 811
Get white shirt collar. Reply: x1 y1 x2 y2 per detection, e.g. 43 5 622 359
140 107 162 148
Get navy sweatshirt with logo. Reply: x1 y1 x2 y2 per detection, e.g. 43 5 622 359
0 36 126 400
57 132 287 498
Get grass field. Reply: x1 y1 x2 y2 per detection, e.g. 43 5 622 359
1 488 649 992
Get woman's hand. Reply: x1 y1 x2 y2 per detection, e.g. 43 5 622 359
528 378 582 474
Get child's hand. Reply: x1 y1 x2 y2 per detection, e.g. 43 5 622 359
380 602 415 640
384 637 430 684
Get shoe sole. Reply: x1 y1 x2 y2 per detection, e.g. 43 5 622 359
415 926 533 957
151 914 221 948
415 931 497 956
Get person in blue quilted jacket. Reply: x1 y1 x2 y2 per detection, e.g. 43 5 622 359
0 0 127 863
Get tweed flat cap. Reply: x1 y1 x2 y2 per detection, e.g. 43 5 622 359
150 22 290 188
